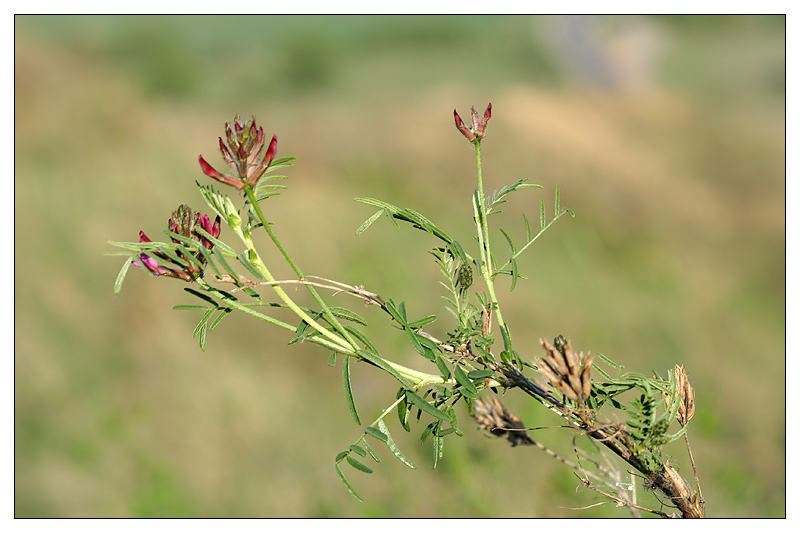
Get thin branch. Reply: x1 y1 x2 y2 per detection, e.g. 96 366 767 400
574 473 674 518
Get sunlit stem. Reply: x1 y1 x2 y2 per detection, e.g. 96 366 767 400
196 278 443 387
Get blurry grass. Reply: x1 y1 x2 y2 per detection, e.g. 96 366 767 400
15 15 784 517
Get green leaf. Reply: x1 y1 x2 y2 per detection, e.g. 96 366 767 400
435 356 451 380
406 315 437 328
378 419 416 469
157 246 190 268
467 370 494 380
540 196 546 229
449 240 469 265
398 301 408 322
364 426 389 443
209 307 231 331
346 456 373 474
405 390 450 421
343 356 361 425
342 325 378 354
328 306 368 326
355 209 384 236
193 307 214 338
383 300 407 326
509 258 519 292
454 365 479 396
362 440 381 463
500 228 516 254
523 213 532 242
432 433 444 469
334 463 363 502
173 304 208 310
194 226 237 255
396 393 412 432
195 246 222 279
355 349 412 388
419 421 435 443
236 253 265 280
184 287 219 307
555 182 561 215
349 445 367 457
114 258 133 294
353 197 452 244
405 327 425 356
213 246 239 279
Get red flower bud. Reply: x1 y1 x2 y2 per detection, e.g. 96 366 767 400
454 103 492 144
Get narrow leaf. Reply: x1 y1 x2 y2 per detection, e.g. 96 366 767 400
193 308 215 339
209 307 232 331
346 456 373 474
500 228 516 254
349 445 367 457
213 246 239 279
362 440 381 463
335 464 363 502
432 434 444 469
114 258 133 294
467 370 494 380
355 209 384 236
405 390 450 421
555 182 561 215
355 349 412 388
523 213 532 242
540 196 546 229
377 419 416 469
236 253 265 280
510 258 519 292
364 426 389 442
184 287 219 307
406 315 437 328
454 365 479 396
343 355 361 425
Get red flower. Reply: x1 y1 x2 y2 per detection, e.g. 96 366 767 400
454 103 492 144
133 205 221 282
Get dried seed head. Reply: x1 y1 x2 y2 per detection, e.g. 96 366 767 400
538 337 594 404
672 365 696 427
472 397 534 447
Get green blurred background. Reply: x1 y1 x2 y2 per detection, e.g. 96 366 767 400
14 15 785 517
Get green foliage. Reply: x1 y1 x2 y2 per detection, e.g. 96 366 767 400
107 106 706 516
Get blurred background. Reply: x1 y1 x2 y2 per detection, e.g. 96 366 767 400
14 15 784 517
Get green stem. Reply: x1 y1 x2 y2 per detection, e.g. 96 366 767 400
472 141 509 351
197 269 444 389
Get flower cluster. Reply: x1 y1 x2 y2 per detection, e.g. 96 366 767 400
454 103 492 144
198 115 278 190
134 205 221 281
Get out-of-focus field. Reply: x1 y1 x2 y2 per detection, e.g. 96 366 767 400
14 15 785 517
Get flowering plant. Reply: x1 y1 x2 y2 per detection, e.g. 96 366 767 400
108 107 704 517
